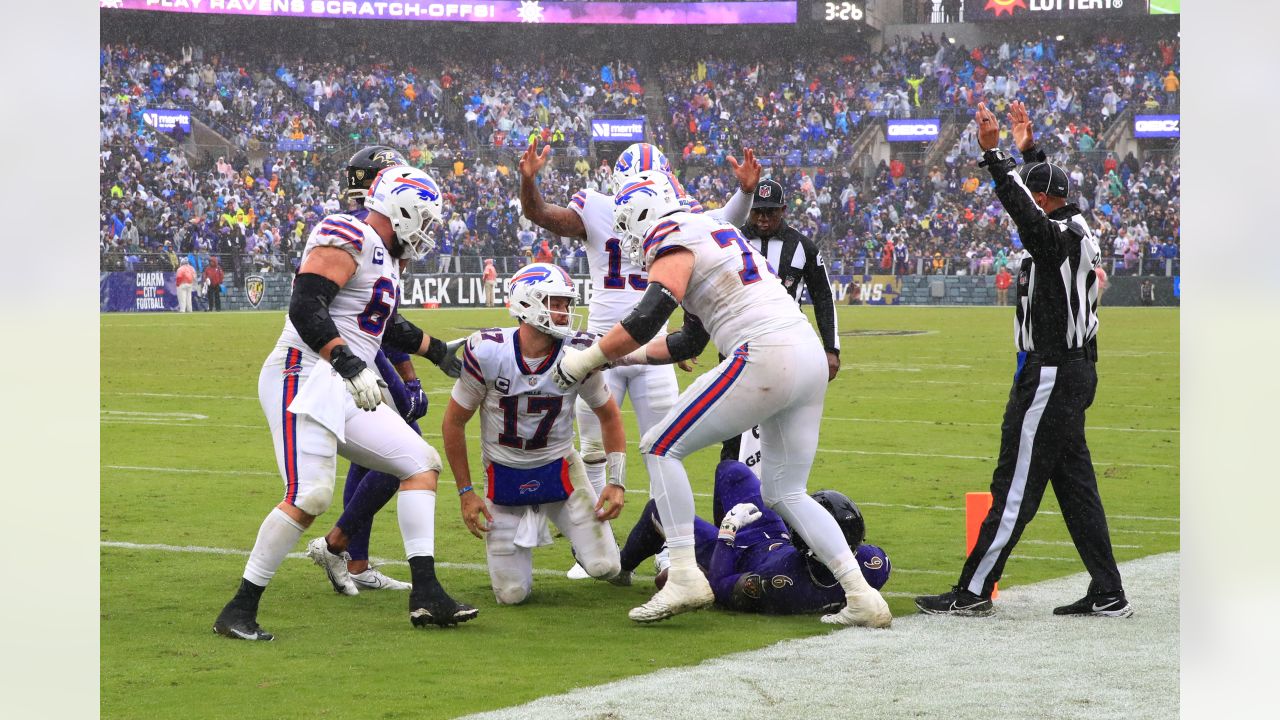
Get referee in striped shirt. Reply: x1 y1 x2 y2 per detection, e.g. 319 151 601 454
915 101 1131 619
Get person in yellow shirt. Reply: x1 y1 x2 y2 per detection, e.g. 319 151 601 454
453 158 465 177
962 175 980 193
1162 70 1179 105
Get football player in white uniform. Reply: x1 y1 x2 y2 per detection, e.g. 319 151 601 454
518 140 760 578
552 171 892 628
213 165 478 641
441 264 629 605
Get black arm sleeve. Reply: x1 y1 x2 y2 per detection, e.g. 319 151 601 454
620 281 680 346
382 312 425 355
288 273 342 353
800 237 839 355
983 149 1064 265
665 313 710 362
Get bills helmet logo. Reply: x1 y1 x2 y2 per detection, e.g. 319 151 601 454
245 275 265 308
390 175 440 202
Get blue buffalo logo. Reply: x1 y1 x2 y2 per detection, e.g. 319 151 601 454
390 176 439 202
518 479 542 494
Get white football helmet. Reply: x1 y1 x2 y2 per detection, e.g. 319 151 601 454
364 165 444 261
508 263 584 339
613 170 684 269
612 143 674 194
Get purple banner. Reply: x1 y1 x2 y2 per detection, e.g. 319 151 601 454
141 108 192 133
591 118 645 142
101 271 178 312
886 118 941 142
102 1 797 25
1133 114 1180 138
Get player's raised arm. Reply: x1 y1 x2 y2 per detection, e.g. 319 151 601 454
518 139 587 239
709 148 761 227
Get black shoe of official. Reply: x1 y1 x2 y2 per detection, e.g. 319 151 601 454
915 586 995 617
212 604 274 641
1053 592 1134 618
409 587 479 629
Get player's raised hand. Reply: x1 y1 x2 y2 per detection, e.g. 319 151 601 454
1007 101 1034 152
726 148 762 193
975 102 1001 151
519 139 551 181
460 491 492 539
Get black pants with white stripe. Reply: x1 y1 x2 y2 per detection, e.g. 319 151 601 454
958 354 1124 599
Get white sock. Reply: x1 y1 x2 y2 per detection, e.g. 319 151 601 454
644 454 696 544
243 507 306 587
583 455 607 496
398 489 437 558
667 544 702 584
832 552 872 594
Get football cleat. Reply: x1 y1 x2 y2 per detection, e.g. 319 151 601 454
212 606 273 642
605 569 633 587
306 537 359 596
1053 592 1134 618
409 591 479 629
914 586 994 617
351 567 411 591
566 562 591 580
822 587 893 627
628 575 714 623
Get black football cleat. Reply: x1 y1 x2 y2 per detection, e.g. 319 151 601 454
212 605 274 641
1053 592 1134 618
915 586 995 617
409 591 479 628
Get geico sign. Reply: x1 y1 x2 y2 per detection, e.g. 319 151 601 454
1134 118 1180 133
887 123 939 138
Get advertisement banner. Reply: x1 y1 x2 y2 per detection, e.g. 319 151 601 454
1133 114 1180 138
101 1 797 25
591 118 646 142
886 119 940 142
962 0 1149 22
401 274 593 308
141 108 192 133
819 275 902 305
101 271 179 312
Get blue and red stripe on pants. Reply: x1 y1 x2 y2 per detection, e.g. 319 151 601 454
281 348 302 504
650 344 749 457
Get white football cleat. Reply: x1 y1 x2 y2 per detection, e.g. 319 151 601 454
306 537 359 596
566 562 591 580
821 587 892 628
628 574 714 623
351 567 411 591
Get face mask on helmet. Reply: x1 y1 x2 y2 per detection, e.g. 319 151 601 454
365 165 443 261
343 146 407 205
787 489 866 559
507 263 584 339
613 171 683 270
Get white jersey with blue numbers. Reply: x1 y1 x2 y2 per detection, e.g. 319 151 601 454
450 327 612 469
277 213 400 367
569 186 745 334
640 211 811 354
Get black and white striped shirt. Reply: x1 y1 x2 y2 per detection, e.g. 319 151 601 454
737 222 842 355
992 156 1102 356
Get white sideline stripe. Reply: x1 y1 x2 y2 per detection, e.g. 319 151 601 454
101 466 1178 524
100 541 566 578
821 415 1178 434
456 553 1180 720
816 446 1176 470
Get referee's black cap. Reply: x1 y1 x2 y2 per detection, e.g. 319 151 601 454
752 179 786 209
1017 161 1070 198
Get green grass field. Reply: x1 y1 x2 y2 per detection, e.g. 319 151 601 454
100 306 1179 719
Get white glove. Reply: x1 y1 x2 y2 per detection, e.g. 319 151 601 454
344 367 388 412
718 502 763 543
552 344 607 390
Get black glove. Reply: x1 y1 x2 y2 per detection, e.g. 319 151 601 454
424 336 463 379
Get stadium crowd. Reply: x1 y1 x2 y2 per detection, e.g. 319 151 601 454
100 27 1178 282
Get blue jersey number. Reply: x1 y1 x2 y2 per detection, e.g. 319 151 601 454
712 229 762 285
497 395 563 451
358 277 398 335
604 238 648 290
